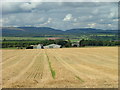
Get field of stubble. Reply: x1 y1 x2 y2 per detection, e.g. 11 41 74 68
2 47 118 88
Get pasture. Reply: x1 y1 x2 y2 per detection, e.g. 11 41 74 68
2 47 118 88
2 37 47 41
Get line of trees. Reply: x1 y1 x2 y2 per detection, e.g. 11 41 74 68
1 39 120 48
79 39 120 47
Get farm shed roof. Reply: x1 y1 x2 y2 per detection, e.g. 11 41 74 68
45 44 61 46
44 44 61 49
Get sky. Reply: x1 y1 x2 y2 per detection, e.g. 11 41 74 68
1 1 119 30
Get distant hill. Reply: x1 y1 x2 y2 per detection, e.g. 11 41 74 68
65 28 118 35
1 27 118 37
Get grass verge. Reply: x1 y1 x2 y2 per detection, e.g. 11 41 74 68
45 51 56 79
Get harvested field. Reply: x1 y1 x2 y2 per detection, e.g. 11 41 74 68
2 47 118 88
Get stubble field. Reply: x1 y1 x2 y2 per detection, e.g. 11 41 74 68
2 47 118 88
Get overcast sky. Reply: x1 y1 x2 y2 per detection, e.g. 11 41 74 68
1 2 119 30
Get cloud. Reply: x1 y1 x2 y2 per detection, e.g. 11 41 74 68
19 2 38 11
63 14 73 21
2 2 41 14
88 23 96 28
1 2 118 30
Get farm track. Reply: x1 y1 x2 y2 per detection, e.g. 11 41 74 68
2 47 118 88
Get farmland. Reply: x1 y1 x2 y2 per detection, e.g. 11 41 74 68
2 47 118 88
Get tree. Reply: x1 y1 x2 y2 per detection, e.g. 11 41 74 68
79 39 85 47
67 39 72 47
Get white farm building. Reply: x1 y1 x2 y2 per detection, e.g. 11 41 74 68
29 44 43 49
44 44 61 49
26 44 61 49
33 44 43 49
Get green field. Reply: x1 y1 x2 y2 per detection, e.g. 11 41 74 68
89 34 116 36
1 37 83 43
1 37 47 41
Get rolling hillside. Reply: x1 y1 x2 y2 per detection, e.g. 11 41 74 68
1 27 118 37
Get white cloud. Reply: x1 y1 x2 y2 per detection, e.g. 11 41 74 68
88 23 96 28
47 18 52 23
42 18 52 25
108 24 112 26
63 14 73 21
113 19 119 22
